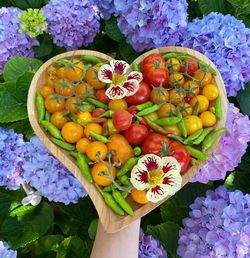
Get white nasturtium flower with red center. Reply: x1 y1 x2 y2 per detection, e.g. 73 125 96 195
98 60 143 99
130 154 182 203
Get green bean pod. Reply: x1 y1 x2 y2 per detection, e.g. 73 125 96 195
202 128 227 152
103 185 112 192
69 150 78 158
137 103 162 116
36 93 45 123
136 101 153 111
197 60 217 75
99 110 114 118
132 63 140 72
177 109 187 138
184 128 204 144
45 111 50 122
112 189 134 216
134 146 142 156
51 137 75 151
215 96 222 120
163 52 190 60
41 120 63 140
167 134 185 144
186 146 209 161
69 113 85 126
192 127 214 145
96 185 125 216
192 102 200 116
117 156 141 177
89 131 110 143
155 116 182 126
119 175 132 186
143 116 170 135
86 98 108 110
191 158 199 166
121 191 129 199
77 152 93 183
81 55 102 64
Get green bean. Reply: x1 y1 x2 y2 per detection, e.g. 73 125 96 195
117 156 141 177
167 134 185 144
51 137 75 151
119 175 131 186
99 110 114 118
69 113 85 126
197 60 217 75
36 93 45 123
134 146 142 156
155 116 182 126
137 103 162 116
177 109 187 138
163 53 190 60
86 98 108 110
112 189 134 216
215 96 222 120
192 102 200 116
193 127 214 145
41 120 63 140
121 191 129 199
89 131 110 143
81 55 102 64
132 63 140 72
184 128 204 144
45 111 50 122
77 152 93 183
143 116 170 135
69 150 78 158
191 158 199 166
210 107 216 114
202 128 227 152
96 184 125 216
136 101 153 111
103 185 112 192
81 102 95 112
186 146 209 161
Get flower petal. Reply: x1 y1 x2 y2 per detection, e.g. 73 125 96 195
127 71 143 82
146 185 168 203
110 60 129 75
162 172 182 195
130 167 149 190
105 85 127 99
161 156 181 174
139 154 161 172
123 79 140 96
98 64 113 83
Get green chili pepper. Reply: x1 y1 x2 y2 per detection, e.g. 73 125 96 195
96 184 125 216
89 131 110 143
99 110 114 118
112 189 134 216
41 120 63 140
132 63 140 72
36 93 45 123
202 128 227 152
119 175 132 186
69 113 85 126
192 127 214 145
156 116 182 126
136 101 153 111
45 111 50 122
51 137 75 151
215 96 222 120
162 53 190 60
191 158 199 166
103 185 112 192
81 55 102 64
134 146 142 156
77 152 93 183
197 60 217 75
192 102 200 116
86 98 108 110
167 134 185 144
69 150 78 158
121 191 129 199
117 156 141 177
137 103 162 116
177 109 187 138
186 146 209 161
143 116 170 135
184 128 204 144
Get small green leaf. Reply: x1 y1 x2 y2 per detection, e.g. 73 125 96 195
16 71 34 101
88 219 98 240
226 0 242 7
105 17 125 42
198 0 233 15
225 171 250 193
236 83 250 115
3 56 42 82
26 0 44 8
119 39 141 64
13 0 30 9
147 222 180 258
34 36 53 58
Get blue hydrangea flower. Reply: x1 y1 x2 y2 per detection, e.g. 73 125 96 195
178 186 250 257
42 0 100 50
0 241 17 258
0 128 27 190
96 0 115 20
180 13 250 96
191 104 250 184
116 0 188 51
22 136 87 205
0 7 39 72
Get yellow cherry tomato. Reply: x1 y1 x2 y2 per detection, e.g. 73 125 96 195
84 122 103 138
183 115 203 135
86 141 108 161
163 124 182 136
202 84 219 100
190 95 209 113
167 58 181 72
76 138 91 154
157 103 176 118
77 111 92 125
177 102 193 117
61 122 84 143
199 111 217 127
169 88 185 105
169 73 185 87
194 70 212 86
183 81 200 98
108 99 128 111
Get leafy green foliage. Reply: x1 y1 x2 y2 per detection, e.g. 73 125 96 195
118 39 141 64
198 0 233 15
88 219 98 240
236 83 250 115
34 34 54 58
225 171 250 193
105 17 125 42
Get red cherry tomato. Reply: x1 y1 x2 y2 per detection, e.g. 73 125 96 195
113 110 133 131
123 124 149 145
125 81 151 105
92 108 106 117
180 58 198 76
141 54 169 87
95 89 110 104
127 105 138 115
141 133 170 155
169 141 190 174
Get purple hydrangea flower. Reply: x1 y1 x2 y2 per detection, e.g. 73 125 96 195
191 104 250 184
180 13 250 96
42 0 100 50
177 186 250 258
0 128 27 190
139 229 168 258
0 7 39 73
0 241 17 258
22 136 87 205
96 0 115 20
116 0 188 51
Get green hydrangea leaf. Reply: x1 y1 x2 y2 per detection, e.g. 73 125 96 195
88 219 98 240
198 0 233 15
16 71 34 101
236 83 250 115
105 17 125 42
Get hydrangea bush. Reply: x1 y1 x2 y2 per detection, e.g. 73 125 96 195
0 241 17 258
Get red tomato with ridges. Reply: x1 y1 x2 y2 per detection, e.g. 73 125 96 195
113 110 133 131
95 89 110 104
123 124 149 145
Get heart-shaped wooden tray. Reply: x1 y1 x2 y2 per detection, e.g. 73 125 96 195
27 47 228 233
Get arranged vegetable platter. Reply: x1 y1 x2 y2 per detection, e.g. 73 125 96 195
28 47 227 233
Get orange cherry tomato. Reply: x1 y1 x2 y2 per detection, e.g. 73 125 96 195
47 65 57 75
157 103 176 118
75 82 94 99
91 162 116 186
45 75 57 88
169 88 185 105
190 95 209 113
167 58 181 72
183 81 200 98
131 189 148 204
61 121 84 143
50 111 68 129
77 111 92 125
54 79 74 96
85 65 106 89
108 99 128 111
194 70 212 86
64 60 85 81
177 102 193 117
45 94 65 113
66 97 78 113
76 138 91 154
56 66 67 78
86 141 108 161
150 87 169 104
39 86 53 98
169 73 185 87
199 111 217 127
84 123 103 138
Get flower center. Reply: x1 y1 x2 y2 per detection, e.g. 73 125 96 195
112 73 126 85
148 168 163 187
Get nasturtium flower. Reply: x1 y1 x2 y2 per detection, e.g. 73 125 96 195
98 60 143 99
130 154 182 203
